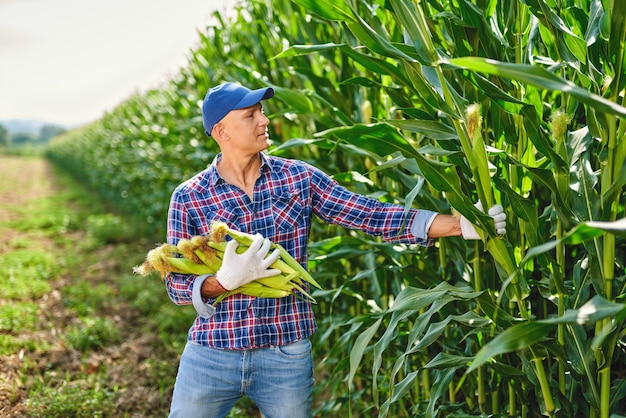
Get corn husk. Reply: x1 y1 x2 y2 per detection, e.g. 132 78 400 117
133 222 320 304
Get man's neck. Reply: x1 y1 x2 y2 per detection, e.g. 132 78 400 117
216 152 262 198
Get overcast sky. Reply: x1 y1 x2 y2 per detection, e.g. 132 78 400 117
0 0 236 126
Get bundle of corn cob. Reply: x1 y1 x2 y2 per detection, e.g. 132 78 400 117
133 221 321 305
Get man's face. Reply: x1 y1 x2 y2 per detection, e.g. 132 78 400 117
216 103 271 154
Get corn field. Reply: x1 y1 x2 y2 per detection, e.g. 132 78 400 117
47 0 626 416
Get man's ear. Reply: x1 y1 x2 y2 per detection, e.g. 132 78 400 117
212 123 227 141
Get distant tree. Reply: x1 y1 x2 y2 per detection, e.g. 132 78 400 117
11 132 37 146
0 124 8 148
39 124 67 142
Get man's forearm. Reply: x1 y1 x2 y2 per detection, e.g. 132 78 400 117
201 275 228 299
427 214 463 238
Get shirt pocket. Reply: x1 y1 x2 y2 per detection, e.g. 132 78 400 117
272 189 303 232
200 206 241 236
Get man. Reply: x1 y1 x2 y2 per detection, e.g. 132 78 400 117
165 82 506 417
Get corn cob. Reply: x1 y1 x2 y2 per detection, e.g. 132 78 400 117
210 221 321 289
133 223 320 305
207 241 302 283
213 281 293 305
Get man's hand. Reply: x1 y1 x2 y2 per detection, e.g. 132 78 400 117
460 202 506 240
216 233 281 290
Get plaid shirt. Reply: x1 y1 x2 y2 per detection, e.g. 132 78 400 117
165 152 431 349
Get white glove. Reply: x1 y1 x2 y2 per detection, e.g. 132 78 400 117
460 202 506 240
216 233 281 291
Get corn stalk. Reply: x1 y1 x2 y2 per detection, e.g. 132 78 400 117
287 0 626 416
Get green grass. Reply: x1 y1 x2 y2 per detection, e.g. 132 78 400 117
0 248 58 277
61 281 117 316
25 373 117 418
118 276 163 315
63 317 121 352
0 302 40 333
9 193 83 236
0 335 39 356
0 277 51 300
0 249 58 300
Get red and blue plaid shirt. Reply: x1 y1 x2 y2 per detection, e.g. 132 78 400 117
165 152 432 349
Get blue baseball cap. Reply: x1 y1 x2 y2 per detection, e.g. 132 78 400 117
202 82 274 136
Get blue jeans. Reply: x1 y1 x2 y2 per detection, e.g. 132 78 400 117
169 338 314 418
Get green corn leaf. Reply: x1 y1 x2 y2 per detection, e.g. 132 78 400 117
271 43 345 59
315 123 420 159
407 316 453 353
489 361 528 378
470 72 526 111
519 105 567 169
609 0 626 93
521 218 626 265
447 57 626 118
345 14 418 63
371 309 415 406
505 155 577 229
279 43 416 89
424 352 472 369
565 323 600 408
449 311 492 328
268 85 315 114
545 296 626 325
475 292 518 328
528 0 587 62
412 152 471 211
467 322 554 372
343 48 410 82
579 218 626 240
384 119 458 140
426 368 457 418
389 370 420 404
389 287 448 312
404 63 463 118
289 0 353 21
348 317 382 389
469 296 626 372
366 151 412 174
269 137 333 154
602 162 626 208
388 0 436 64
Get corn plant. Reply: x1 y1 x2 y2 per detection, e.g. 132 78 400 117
45 0 626 416
279 0 626 416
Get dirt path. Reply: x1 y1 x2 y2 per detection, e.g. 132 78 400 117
0 155 175 417
0 156 55 213
0 156 54 195
0 157 56 248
